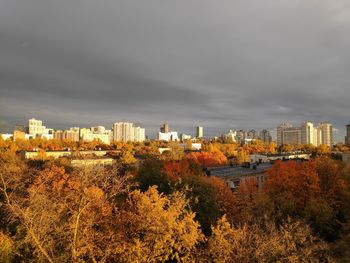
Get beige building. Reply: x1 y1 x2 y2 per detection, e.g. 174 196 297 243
113 122 145 142
318 122 333 147
277 121 333 147
28 118 53 139
196 126 203 138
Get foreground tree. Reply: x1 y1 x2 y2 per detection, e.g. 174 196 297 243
204 216 332 263
116 187 203 262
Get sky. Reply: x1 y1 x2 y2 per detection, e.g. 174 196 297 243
0 0 349 141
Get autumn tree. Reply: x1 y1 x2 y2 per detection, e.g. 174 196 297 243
186 151 227 167
203 216 332 262
116 187 203 262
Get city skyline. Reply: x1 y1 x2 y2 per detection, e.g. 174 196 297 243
1 116 346 144
1 1 349 142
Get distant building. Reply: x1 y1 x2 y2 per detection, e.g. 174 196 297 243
180 133 192 141
27 118 53 139
246 130 257 140
277 121 333 147
65 127 80 142
158 131 179 141
224 130 237 142
134 126 146 142
259 129 272 144
318 122 333 147
196 126 203 138
160 123 169 133
113 122 145 142
346 124 350 146
1 133 13 140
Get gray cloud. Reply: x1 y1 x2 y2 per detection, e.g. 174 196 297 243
0 0 349 141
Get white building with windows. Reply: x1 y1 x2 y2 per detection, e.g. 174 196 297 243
158 131 179 141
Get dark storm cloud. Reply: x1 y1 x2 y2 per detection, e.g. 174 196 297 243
0 0 349 140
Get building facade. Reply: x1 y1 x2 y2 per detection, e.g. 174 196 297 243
277 122 333 147
196 126 203 138
113 122 145 142
346 124 350 146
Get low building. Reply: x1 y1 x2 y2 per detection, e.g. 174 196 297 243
71 158 114 168
1 133 13 140
158 131 179 141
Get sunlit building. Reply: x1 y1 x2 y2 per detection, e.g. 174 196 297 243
113 122 145 142
196 126 203 138
28 118 53 139
277 121 333 147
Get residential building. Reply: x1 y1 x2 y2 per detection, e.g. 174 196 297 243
318 122 333 147
158 131 179 141
259 129 272 144
196 126 203 138
180 133 192 141
301 122 314 145
160 123 169 133
113 122 145 142
346 124 350 146
224 130 237 142
27 118 54 139
277 121 333 147
134 126 146 142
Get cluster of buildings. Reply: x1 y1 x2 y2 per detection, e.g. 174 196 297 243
277 122 333 147
157 123 204 142
222 129 272 145
3 118 350 148
1 118 146 144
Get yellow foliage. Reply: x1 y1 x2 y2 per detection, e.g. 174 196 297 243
0 232 15 263
120 187 204 262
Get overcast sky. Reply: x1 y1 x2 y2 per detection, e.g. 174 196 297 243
0 0 349 141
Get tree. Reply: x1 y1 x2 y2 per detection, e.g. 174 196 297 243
186 151 227 167
204 216 332 262
264 160 320 215
0 231 15 263
120 150 137 165
117 187 204 262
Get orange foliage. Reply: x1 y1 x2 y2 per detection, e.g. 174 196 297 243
265 160 320 209
185 151 227 167
163 159 193 181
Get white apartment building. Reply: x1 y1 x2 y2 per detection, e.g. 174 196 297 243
277 122 333 147
196 126 203 138
158 131 179 141
113 122 145 142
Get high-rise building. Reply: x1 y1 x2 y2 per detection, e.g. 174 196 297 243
301 122 314 145
160 123 169 133
259 129 272 144
277 123 292 146
28 118 45 136
277 121 333 147
318 122 333 147
196 126 203 138
346 124 350 146
113 122 145 142
28 118 53 139
113 122 134 142
134 126 146 142
224 130 237 142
